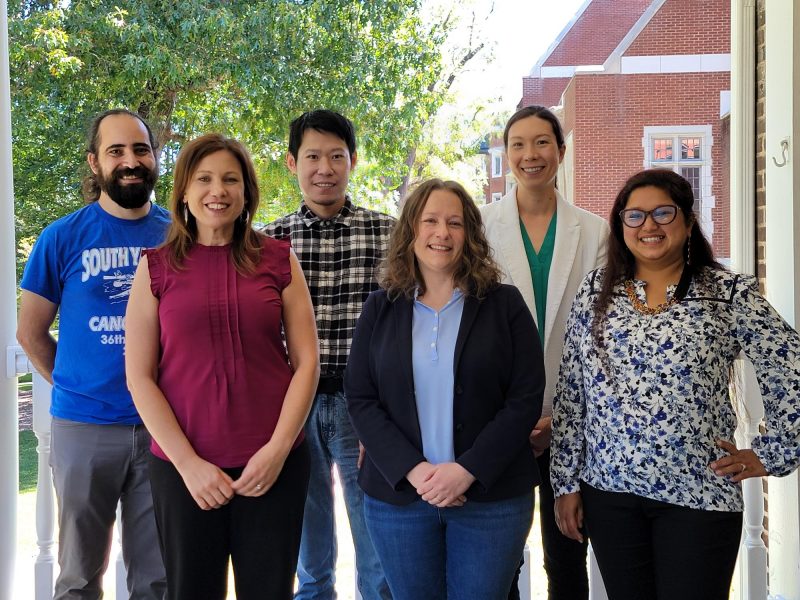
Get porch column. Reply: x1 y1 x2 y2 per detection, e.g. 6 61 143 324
764 1 800 598
0 0 19 598
730 3 768 600
730 0 756 274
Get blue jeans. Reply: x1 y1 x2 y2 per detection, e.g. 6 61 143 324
364 492 534 600
295 392 390 600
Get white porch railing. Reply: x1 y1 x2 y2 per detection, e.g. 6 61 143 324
12 345 128 600
735 357 768 600
9 345 772 599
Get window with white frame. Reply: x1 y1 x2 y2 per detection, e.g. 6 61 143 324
490 150 503 178
643 125 714 241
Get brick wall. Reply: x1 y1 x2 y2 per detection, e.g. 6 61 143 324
720 114 730 251
625 0 730 56
519 77 572 110
543 0 651 66
755 0 769 553
564 71 731 258
756 0 766 288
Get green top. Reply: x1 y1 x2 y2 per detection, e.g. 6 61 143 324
520 211 557 347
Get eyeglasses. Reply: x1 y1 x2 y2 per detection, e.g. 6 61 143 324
619 205 678 228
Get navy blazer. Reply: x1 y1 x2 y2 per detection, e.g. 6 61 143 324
345 284 545 505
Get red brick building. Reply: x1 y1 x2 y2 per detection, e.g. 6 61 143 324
485 0 731 259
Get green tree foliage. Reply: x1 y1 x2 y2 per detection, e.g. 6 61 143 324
395 0 498 203
10 0 450 275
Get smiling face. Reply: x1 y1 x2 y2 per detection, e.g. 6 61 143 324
413 189 465 284
184 150 245 244
287 128 356 219
622 185 692 271
505 115 565 195
88 113 157 210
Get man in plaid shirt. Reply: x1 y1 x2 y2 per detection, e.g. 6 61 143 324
263 110 394 600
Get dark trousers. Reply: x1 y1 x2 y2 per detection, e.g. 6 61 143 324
148 442 310 600
581 481 742 600
539 450 589 599
508 450 589 600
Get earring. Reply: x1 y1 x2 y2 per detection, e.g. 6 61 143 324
240 209 250 224
183 204 188 223
686 239 692 265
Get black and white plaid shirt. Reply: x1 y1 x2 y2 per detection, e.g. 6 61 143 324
262 198 395 377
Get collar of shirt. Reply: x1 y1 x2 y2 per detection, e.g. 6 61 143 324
413 287 465 311
299 197 354 229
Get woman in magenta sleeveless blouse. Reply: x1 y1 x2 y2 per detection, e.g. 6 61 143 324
126 134 319 600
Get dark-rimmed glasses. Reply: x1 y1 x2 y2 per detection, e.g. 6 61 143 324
619 205 678 228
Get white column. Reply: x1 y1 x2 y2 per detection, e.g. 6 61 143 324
730 0 756 276
0 0 19 597
764 2 800 598
730 3 768 600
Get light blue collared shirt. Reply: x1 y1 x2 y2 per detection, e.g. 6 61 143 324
412 288 465 465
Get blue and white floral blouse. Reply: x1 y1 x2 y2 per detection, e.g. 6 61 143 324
550 267 800 512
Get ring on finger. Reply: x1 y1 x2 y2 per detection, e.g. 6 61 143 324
740 463 747 473
255 483 263 490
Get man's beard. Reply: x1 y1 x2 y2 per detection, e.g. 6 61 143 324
96 165 157 209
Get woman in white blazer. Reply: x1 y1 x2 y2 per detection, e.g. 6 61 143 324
480 105 608 600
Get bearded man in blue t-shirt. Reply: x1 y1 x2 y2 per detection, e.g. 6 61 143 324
17 109 169 600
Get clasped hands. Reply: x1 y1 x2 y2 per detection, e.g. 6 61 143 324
406 461 476 508
178 441 288 511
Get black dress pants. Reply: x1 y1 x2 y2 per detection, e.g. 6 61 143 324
149 442 310 600
581 481 742 600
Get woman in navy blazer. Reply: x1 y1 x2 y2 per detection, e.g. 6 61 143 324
345 179 545 600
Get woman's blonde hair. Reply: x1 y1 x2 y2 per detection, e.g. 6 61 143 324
381 178 500 299
163 133 262 274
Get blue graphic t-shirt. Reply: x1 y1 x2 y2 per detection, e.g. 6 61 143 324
20 201 170 424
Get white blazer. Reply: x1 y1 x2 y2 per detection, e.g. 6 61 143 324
481 186 609 416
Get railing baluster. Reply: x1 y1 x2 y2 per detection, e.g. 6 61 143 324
115 505 126 599
518 544 531 600
736 357 767 600
31 372 55 600
588 544 609 600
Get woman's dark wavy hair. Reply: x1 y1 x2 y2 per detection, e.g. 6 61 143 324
592 168 723 347
163 133 262 274
381 179 501 300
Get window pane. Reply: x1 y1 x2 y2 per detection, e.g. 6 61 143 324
493 155 502 177
681 138 701 160
681 166 702 201
653 138 673 161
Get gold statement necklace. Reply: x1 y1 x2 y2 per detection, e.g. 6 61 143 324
623 280 677 315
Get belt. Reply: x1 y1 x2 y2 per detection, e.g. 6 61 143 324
316 375 344 395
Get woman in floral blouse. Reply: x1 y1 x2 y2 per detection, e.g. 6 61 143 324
551 168 800 599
